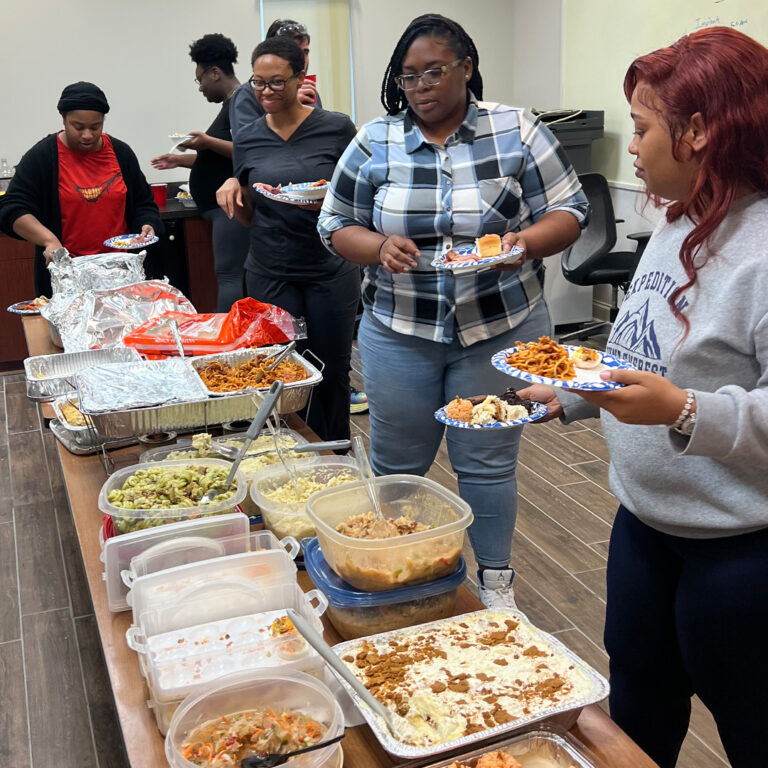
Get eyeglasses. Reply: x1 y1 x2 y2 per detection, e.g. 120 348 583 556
276 22 308 38
248 74 299 92
395 59 466 91
194 68 212 85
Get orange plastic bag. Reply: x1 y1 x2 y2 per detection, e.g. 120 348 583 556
123 298 306 357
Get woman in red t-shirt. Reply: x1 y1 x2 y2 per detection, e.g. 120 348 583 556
0 82 161 295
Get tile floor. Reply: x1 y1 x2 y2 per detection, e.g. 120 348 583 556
0 353 730 767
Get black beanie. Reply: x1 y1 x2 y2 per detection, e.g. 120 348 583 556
57 82 110 115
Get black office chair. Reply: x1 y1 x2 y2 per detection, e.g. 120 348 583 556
559 172 651 342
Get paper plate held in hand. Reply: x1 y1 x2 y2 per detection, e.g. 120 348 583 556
431 244 524 271
104 234 159 249
435 400 548 429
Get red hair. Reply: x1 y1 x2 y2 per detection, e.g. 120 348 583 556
624 27 768 334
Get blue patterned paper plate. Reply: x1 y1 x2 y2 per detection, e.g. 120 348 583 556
491 345 634 391
255 187 319 206
431 244 525 271
435 400 548 429
104 234 159 249
282 181 329 201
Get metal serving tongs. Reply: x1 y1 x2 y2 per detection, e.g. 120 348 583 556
201 380 283 504
211 438 350 460
286 609 398 735
263 340 296 372
169 319 185 358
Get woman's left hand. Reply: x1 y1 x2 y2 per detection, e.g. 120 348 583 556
493 232 527 271
252 182 281 195
180 131 209 150
577 369 690 426
140 225 156 239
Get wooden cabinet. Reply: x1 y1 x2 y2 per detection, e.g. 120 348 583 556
0 235 35 369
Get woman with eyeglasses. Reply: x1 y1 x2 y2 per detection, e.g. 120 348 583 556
151 33 249 311
0 81 160 297
220 36 358 444
318 14 588 607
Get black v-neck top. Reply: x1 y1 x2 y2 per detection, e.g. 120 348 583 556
240 108 357 280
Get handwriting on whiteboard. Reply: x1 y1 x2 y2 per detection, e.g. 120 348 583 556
694 16 749 30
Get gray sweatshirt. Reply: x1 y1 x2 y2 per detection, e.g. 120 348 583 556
561 193 768 538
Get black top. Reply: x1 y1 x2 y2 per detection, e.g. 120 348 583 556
241 109 357 281
0 132 162 295
189 98 234 212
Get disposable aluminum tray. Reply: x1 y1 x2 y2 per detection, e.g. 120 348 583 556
331 609 609 760
24 347 141 401
86 391 263 439
189 346 322 414
422 727 605 768
49 418 138 455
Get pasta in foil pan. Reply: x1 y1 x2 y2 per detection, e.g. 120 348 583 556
41 280 195 352
76 360 209 413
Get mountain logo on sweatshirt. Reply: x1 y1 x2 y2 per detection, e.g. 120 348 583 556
609 299 661 359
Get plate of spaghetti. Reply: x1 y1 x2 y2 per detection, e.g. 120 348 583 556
491 336 634 390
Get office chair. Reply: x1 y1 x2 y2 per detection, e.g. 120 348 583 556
559 172 651 342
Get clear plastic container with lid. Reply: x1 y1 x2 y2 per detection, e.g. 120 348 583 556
98 458 247 535
249 455 360 541
165 669 344 768
306 474 473 591
303 536 466 639
101 512 250 612
128 580 327 702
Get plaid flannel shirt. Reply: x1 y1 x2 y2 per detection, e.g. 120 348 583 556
318 98 589 346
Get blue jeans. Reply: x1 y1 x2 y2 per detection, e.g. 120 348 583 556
606 506 768 768
357 300 551 569
202 208 249 312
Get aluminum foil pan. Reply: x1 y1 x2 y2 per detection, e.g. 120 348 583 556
52 395 92 432
190 346 323 414
77 360 209 413
422 727 605 768
86 391 263 439
331 609 609 760
49 418 138 455
24 347 141 401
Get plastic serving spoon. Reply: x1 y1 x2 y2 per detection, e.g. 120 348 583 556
239 733 345 768
352 435 387 529
200 380 283 503
286 609 399 736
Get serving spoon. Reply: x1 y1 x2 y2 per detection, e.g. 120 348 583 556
200 381 283 504
239 733 345 768
352 435 389 535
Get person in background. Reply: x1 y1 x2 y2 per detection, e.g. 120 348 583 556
152 33 248 312
318 14 587 607
221 37 359 444
520 26 768 768
0 82 160 296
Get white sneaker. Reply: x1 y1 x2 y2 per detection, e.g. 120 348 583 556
478 568 518 609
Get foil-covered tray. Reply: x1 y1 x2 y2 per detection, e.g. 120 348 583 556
76 360 209 413
24 347 141 401
331 609 609 760
422 727 605 768
85 391 264 439
189 346 323 414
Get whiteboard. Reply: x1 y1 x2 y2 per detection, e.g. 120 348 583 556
562 0 768 185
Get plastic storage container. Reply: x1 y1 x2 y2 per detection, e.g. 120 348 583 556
249 455 360 541
129 580 327 702
165 669 344 768
303 536 466 639
306 474 473 591
98 458 247 535
102 512 250 612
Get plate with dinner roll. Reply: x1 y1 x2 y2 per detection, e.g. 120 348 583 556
431 234 524 270
491 337 635 391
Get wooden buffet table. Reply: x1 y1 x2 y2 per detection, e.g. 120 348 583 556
22 316 658 768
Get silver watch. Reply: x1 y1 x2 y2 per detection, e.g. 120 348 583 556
674 411 697 436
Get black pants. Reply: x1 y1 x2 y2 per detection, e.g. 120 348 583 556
246 267 360 443
605 505 768 768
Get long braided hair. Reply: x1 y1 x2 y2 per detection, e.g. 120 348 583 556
380 15 483 116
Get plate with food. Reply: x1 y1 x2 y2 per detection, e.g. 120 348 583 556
167 133 193 140
491 336 634 391
254 184 323 206
104 233 159 249
435 389 548 429
281 179 329 201
7 296 49 314
432 234 524 271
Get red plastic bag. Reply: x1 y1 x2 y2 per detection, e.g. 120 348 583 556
123 297 306 357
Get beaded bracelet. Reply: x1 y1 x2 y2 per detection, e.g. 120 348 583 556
669 388 695 430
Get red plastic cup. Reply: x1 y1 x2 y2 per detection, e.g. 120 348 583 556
151 183 167 207
304 74 317 104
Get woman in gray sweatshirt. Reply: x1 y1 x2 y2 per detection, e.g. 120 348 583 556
521 27 768 768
